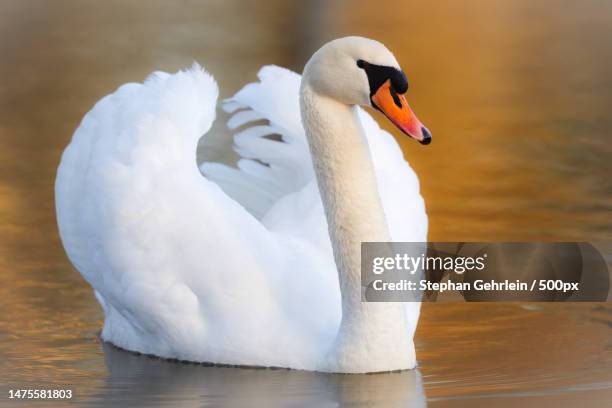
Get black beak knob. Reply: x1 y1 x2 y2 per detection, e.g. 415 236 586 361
420 127 432 145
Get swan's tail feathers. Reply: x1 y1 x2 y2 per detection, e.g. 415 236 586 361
55 64 219 283
201 65 314 219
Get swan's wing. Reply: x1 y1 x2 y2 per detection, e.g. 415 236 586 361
56 64 323 362
201 66 314 220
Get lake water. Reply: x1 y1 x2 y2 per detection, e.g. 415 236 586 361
1 0 611 406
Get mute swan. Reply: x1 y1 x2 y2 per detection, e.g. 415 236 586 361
55 36 429 373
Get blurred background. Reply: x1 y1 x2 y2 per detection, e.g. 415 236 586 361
0 0 611 406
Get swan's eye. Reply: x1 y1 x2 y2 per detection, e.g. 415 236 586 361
356 59 367 69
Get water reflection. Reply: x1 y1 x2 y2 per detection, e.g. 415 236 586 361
93 343 426 407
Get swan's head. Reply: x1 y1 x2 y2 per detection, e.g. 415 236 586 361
303 36 431 144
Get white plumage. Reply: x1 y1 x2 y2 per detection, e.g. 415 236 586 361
56 37 428 373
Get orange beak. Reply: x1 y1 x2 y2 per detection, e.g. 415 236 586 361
371 79 431 145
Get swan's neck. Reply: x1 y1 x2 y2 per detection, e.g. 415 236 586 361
300 85 391 305
300 84 414 371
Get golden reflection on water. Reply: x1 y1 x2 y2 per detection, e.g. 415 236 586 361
0 0 611 406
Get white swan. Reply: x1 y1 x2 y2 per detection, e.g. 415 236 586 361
55 37 429 373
